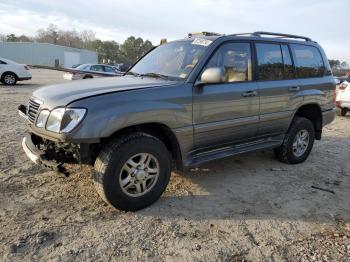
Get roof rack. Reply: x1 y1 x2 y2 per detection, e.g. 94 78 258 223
230 31 312 42
188 32 222 38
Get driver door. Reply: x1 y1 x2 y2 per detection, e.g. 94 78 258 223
193 42 259 149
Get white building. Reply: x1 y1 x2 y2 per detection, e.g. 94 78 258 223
0 42 98 68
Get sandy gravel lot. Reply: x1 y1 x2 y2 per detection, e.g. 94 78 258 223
0 69 349 261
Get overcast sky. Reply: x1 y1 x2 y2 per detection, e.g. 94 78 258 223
0 0 349 63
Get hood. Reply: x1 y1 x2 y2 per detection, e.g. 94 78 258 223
32 75 177 109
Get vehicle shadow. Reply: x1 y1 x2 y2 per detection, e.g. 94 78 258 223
139 136 350 222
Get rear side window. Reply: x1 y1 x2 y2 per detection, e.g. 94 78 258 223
256 43 284 80
0 60 7 64
90 65 104 72
104 66 115 73
290 44 325 78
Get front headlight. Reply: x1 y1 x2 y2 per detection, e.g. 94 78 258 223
35 109 50 128
45 108 86 133
60 108 86 133
46 108 65 133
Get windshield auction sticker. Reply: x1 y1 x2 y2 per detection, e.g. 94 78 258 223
192 38 213 46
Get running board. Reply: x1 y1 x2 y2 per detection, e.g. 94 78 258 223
186 136 284 167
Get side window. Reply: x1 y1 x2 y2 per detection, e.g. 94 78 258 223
281 45 295 79
0 60 7 64
256 43 284 80
290 44 325 78
90 65 104 72
104 66 115 73
204 42 252 82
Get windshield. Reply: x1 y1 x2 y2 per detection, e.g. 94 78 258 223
128 39 211 81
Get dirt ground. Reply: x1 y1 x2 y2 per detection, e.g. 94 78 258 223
0 69 349 261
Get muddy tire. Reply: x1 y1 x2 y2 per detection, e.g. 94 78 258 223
274 117 315 164
93 133 171 211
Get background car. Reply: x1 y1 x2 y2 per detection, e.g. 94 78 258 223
63 64 122 80
336 77 350 116
0 57 32 85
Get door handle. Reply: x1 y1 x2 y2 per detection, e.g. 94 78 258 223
241 90 257 97
288 86 300 92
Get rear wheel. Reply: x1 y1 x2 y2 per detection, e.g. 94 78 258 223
274 117 315 164
1 72 17 85
93 133 171 211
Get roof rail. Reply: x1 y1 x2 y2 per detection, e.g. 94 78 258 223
253 31 312 41
188 32 222 38
230 31 312 42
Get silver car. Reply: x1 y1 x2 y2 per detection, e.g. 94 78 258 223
63 64 122 80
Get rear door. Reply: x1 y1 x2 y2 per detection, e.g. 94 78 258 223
255 42 303 136
103 65 117 75
193 42 259 149
289 44 334 111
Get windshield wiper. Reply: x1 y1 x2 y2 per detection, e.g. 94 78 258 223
126 71 171 81
139 72 170 80
125 71 140 77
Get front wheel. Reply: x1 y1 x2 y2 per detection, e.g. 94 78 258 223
274 117 315 164
93 133 171 211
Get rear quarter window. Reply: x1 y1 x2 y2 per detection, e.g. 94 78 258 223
290 44 325 78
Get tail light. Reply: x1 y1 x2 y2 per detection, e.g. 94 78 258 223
339 83 348 90
24 65 30 70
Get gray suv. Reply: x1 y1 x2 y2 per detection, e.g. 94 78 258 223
19 32 336 211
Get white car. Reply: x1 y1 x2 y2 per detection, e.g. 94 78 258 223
0 57 32 85
336 76 350 116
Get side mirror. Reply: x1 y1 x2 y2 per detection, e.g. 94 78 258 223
200 67 223 84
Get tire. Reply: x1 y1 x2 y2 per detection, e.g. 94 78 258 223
274 117 315 164
1 72 17 85
93 133 171 211
83 75 93 79
341 108 347 117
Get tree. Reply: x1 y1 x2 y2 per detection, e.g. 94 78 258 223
119 36 154 64
17 35 33 42
36 24 59 44
340 61 348 69
80 30 96 49
57 29 83 48
329 59 340 69
6 34 18 42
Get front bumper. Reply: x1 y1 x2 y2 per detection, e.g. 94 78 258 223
22 133 93 170
22 133 62 171
22 136 40 164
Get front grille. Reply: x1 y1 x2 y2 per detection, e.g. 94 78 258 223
27 97 41 124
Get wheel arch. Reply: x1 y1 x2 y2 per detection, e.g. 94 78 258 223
83 74 93 79
99 122 183 171
293 103 322 140
1 71 18 81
